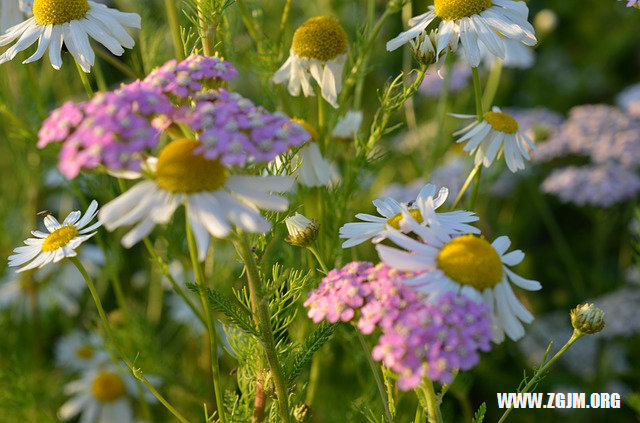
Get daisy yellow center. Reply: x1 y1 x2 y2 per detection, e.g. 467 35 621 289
483 111 519 134
292 118 319 142
33 0 90 25
155 139 228 194
91 371 126 402
434 0 492 21
75 346 95 359
42 226 79 252
387 209 423 230
437 235 503 290
292 16 348 62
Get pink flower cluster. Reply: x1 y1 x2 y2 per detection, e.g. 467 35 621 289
304 262 492 389
38 55 310 178
144 54 238 99
38 81 175 178
176 90 310 165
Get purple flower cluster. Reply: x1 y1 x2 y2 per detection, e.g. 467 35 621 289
617 83 640 119
535 105 640 165
144 54 238 99
304 262 492 389
176 90 310 165
38 81 175 178
542 164 640 208
373 292 492 389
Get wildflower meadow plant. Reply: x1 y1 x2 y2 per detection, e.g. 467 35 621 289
0 0 638 422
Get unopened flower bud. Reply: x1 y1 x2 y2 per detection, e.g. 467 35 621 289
332 111 363 143
293 403 311 422
409 31 438 67
570 303 605 335
286 213 319 247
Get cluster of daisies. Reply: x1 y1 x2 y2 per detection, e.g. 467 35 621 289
305 182 541 386
305 262 492 389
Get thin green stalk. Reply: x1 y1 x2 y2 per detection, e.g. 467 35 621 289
236 0 262 53
419 379 443 423
93 58 108 92
497 331 583 423
69 257 189 423
275 0 293 60
427 58 453 172
354 0 377 110
414 403 425 423
307 245 329 274
164 0 185 60
356 332 393 423
198 0 218 56
95 47 140 80
185 217 227 423
471 67 483 121
235 234 290 423
305 355 321 405
142 237 206 325
450 164 481 210
75 63 94 98
468 166 483 210
481 61 503 112
316 87 326 140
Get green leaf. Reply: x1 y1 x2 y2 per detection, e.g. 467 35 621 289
472 403 486 423
285 323 335 385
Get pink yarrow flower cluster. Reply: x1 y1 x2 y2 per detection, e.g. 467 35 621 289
38 81 175 178
144 54 238 99
177 90 310 165
304 262 492 389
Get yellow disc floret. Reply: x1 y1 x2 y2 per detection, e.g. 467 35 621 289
75 346 95 359
387 209 423 230
155 139 228 194
483 111 519 134
292 16 348 62
33 0 90 26
291 119 319 142
437 235 503 290
91 371 126 402
42 226 79 252
434 0 492 21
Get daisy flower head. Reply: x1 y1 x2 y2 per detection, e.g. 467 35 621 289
386 0 537 68
377 218 541 342
339 182 479 248
59 364 157 423
55 330 109 372
9 200 101 272
98 139 294 261
285 212 319 247
0 0 141 72
273 16 349 108
37 82 175 179
144 54 238 100
453 106 538 172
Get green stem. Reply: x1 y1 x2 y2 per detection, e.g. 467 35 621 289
142 237 206 325
450 164 481 210
497 331 583 423
69 257 189 423
481 61 503 112
419 379 443 423
164 0 185 60
414 403 425 423
468 166 483 210
185 217 227 423
471 67 483 121
307 245 329 274
316 87 326 140
427 58 453 172
275 0 293 60
236 0 262 53
75 62 94 98
356 332 393 423
354 0 377 110
235 234 290 423
95 47 140 80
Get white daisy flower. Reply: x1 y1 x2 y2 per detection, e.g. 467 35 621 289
273 16 348 108
55 330 110 372
386 0 537 68
452 106 538 172
0 0 141 72
58 364 157 423
339 183 479 248
377 216 541 342
8 200 101 273
99 139 293 261
332 111 363 141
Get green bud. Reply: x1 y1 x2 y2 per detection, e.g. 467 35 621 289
293 403 311 422
570 303 605 335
